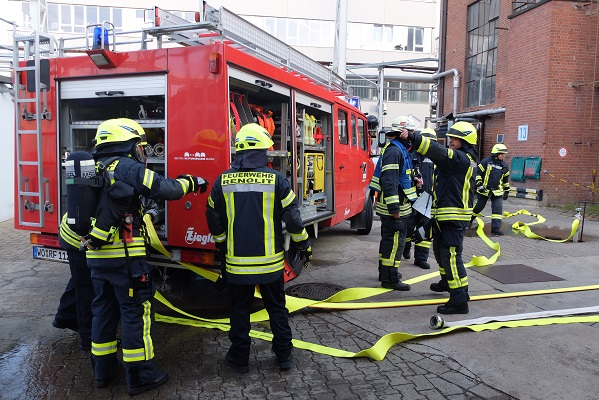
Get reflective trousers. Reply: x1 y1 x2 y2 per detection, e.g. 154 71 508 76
404 212 431 262
432 223 469 305
55 248 94 343
90 258 158 388
378 215 408 268
228 274 292 365
472 193 503 230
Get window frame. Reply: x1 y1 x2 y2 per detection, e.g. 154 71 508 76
338 109 349 145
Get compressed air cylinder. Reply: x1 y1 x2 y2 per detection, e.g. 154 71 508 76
65 151 99 235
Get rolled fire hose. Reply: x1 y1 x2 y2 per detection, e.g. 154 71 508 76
145 144 154 157
430 305 599 329
153 143 165 157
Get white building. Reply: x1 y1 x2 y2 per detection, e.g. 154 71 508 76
0 0 440 221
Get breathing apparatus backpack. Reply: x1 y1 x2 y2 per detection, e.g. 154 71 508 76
66 152 133 249
65 151 105 236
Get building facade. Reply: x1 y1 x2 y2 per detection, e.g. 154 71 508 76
5 0 439 127
441 0 599 205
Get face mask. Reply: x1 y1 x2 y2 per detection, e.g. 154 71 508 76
133 142 147 165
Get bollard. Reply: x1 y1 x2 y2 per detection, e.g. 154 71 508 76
573 207 583 243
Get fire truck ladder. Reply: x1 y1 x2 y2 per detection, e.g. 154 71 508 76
13 31 56 228
145 6 350 96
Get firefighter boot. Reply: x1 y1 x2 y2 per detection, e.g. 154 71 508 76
414 259 430 269
437 288 469 314
430 279 449 293
381 267 410 291
127 361 169 396
402 242 411 259
437 302 469 315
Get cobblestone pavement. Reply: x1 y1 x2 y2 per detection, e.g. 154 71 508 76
1 202 597 399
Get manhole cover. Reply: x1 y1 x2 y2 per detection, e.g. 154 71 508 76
285 283 345 301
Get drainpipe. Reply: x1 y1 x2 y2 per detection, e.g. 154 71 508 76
376 66 385 128
431 69 459 117
455 107 506 118
437 0 448 117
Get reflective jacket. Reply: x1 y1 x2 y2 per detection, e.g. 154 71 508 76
86 156 190 267
369 139 417 217
412 133 477 225
205 165 309 285
59 212 82 250
411 151 435 195
476 156 510 197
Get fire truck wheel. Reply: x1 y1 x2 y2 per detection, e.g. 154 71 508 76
285 242 305 277
357 196 374 235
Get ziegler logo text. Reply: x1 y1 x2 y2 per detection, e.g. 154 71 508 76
185 228 215 245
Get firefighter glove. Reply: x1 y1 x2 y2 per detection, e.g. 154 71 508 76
503 191 509 200
178 174 209 194
298 245 313 269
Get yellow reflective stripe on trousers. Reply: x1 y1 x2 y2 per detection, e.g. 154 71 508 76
122 300 154 362
123 348 146 362
379 230 400 267
91 340 118 356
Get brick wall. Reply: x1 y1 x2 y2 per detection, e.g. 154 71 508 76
442 0 599 204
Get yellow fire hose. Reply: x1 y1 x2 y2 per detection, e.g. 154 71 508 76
144 211 592 361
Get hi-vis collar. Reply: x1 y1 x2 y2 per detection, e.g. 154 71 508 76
143 212 594 361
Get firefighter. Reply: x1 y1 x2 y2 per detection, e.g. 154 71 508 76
206 123 311 373
403 127 437 269
86 118 208 395
400 121 478 314
52 212 95 352
369 116 422 291
470 143 510 236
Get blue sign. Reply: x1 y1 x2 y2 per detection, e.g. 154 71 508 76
348 96 360 109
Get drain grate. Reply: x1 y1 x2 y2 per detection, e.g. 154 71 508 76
473 264 564 284
285 283 345 301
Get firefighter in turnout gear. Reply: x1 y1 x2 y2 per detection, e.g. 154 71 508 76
400 121 478 314
369 116 422 291
470 143 510 236
87 118 208 395
403 128 437 269
206 123 311 373
52 212 95 352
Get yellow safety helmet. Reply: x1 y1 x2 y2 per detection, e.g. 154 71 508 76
420 128 437 141
491 143 508 154
234 123 274 151
116 118 147 145
391 115 416 131
93 118 147 147
446 121 477 145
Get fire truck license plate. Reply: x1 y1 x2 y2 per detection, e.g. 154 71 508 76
33 246 69 263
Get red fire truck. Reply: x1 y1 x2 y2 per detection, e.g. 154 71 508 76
13 4 376 280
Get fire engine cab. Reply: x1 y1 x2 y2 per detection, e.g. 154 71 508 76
13 3 377 280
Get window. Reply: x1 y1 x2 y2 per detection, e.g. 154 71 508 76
351 115 358 146
400 82 430 103
338 110 348 145
385 81 401 101
406 27 424 52
48 5 142 33
348 79 377 101
466 0 498 107
358 118 366 150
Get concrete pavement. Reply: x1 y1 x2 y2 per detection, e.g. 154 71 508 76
0 202 597 399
